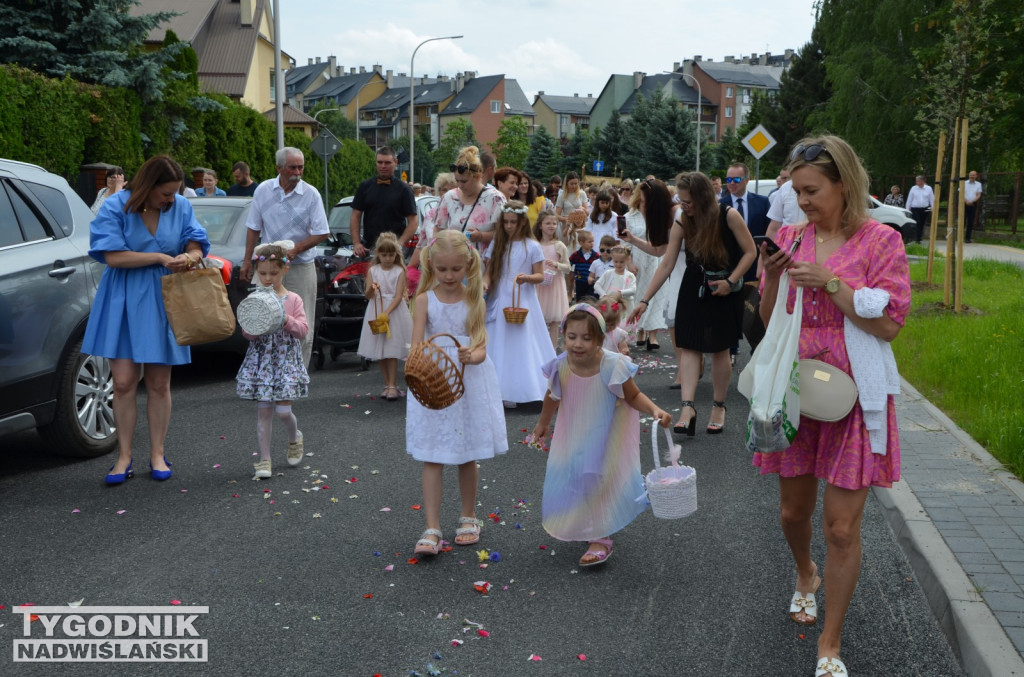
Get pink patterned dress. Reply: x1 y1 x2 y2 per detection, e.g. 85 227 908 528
753 221 910 489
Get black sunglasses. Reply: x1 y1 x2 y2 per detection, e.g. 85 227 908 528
449 164 471 174
599 248 612 253
790 144 829 163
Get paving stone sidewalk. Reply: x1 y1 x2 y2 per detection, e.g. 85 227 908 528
876 379 1024 677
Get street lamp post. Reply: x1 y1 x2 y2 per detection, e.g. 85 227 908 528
666 71 703 173
409 35 462 182
313 108 340 208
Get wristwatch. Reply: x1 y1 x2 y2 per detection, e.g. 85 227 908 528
824 275 841 294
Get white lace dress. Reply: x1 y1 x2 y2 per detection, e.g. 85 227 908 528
405 291 508 464
625 209 670 331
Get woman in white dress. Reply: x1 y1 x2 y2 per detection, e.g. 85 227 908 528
620 178 674 352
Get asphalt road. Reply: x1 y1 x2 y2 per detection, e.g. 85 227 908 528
0 345 964 676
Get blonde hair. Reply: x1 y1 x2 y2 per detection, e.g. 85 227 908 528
787 135 869 235
434 172 456 195
594 295 624 328
371 232 406 271
418 230 487 350
454 146 484 177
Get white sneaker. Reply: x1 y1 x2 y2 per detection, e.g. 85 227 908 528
253 460 272 479
287 432 304 466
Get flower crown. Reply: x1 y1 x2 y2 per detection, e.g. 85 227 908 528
501 206 527 215
252 253 289 263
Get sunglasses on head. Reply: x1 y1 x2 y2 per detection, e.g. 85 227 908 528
724 177 745 184
449 164 471 174
790 143 829 163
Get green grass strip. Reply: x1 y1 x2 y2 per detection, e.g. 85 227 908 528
893 257 1024 477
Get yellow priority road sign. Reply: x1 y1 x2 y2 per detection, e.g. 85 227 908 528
742 124 777 159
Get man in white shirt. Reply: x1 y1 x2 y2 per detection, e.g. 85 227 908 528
906 175 935 244
963 170 983 243
241 147 330 366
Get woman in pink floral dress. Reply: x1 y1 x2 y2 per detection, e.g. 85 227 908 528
433 145 505 255
757 136 910 677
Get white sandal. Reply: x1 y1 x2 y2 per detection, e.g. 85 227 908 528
816 656 848 676
454 516 482 545
789 590 818 625
414 528 443 556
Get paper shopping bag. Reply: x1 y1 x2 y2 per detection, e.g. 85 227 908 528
161 260 236 346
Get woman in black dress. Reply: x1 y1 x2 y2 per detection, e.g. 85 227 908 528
629 172 756 435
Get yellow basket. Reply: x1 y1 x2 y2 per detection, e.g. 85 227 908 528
503 280 529 324
368 287 390 335
404 333 466 410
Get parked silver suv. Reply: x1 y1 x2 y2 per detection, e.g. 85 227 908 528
0 159 116 456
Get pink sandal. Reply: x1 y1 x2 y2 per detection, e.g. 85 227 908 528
579 538 613 567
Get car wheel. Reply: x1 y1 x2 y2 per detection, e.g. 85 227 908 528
39 339 117 457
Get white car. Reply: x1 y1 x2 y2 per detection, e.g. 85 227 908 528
750 180 915 242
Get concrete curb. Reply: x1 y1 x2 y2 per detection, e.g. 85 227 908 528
872 379 1024 677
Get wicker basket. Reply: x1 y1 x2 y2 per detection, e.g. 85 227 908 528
368 287 390 335
404 333 466 410
237 286 286 336
502 280 529 324
644 426 697 519
566 210 587 228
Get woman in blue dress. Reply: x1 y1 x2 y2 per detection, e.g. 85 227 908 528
82 155 210 485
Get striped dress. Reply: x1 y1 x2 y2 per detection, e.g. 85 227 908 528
540 351 646 542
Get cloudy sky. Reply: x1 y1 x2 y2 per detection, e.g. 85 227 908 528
279 0 818 100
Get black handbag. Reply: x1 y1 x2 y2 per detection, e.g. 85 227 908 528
741 283 766 349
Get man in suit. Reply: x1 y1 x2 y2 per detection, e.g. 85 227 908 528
721 162 770 281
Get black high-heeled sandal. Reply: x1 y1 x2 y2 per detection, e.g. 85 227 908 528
707 401 727 434
673 401 696 437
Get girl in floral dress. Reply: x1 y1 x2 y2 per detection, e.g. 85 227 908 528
533 210 571 349
237 241 310 479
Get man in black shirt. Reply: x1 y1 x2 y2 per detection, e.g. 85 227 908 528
226 161 258 197
351 147 417 258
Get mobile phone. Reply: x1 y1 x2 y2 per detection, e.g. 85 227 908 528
616 215 627 236
753 235 781 256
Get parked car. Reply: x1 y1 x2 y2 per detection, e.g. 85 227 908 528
0 159 116 457
331 193 439 258
751 180 915 242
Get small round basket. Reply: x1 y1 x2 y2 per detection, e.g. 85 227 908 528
540 268 557 287
503 280 529 324
237 287 285 336
404 333 466 410
566 210 587 228
368 287 390 335
644 426 697 519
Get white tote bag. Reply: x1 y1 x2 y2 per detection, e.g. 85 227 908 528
738 272 802 453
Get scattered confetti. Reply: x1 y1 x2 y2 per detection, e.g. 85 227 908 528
577 654 587 661
451 639 464 647
213 464 221 468
373 551 381 557
71 509 80 514
313 513 322 519
408 558 419 565
349 495 358 499
371 469 380 475
180 489 187 493
116 510 126 515
477 629 490 638
363 594 373 599
330 497 338 503
528 654 542 661
538 545 547 550
170 600 181 606
489 552 501 562
476 550 490 562
799 634 806 640
364 410 371 415
219 436 226 439
380 507 392 512
68 599 84 608
473 581 491 594
384 565 394 572
411 504 421 510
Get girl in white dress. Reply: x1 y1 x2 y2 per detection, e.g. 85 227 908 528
596 295 630 356
357 233 412 400
594 245 638 314
406 230 507 556
584 189 618 243
533 210 570 349
483 201 557 407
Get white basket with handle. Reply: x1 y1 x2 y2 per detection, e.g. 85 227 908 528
237 286 286 336
644 425 697 519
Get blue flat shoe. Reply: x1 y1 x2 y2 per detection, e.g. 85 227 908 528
105 460 134 486
149 458 172 481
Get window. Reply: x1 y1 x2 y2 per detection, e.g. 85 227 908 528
742 88 752 104
725 86 733 98
725 106 733 118
269 70 276 102
490 100 501 114
0 181 49 245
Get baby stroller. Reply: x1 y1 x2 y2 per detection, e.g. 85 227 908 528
310 254 371 371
